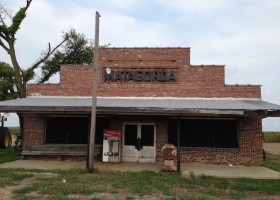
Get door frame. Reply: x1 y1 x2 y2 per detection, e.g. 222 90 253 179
122 122 156 162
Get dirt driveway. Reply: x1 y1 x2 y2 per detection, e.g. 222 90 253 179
263 143 280 155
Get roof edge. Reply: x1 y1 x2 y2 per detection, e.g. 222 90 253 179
26 96 261 101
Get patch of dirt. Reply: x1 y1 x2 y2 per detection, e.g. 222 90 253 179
243 192 280 200
263 143 280 155
69 193 163 200
0 177 36 200
0 172 58 200
0 185 17 200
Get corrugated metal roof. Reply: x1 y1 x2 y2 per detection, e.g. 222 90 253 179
0 97 279 116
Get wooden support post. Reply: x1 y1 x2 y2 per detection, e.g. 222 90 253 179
177 117 181 172
88 11 100 173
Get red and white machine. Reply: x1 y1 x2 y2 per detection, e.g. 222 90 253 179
102 129 120 162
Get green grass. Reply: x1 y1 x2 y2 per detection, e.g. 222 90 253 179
263 132 280 143
233 178 280 195
0 148 21 164
0 151 279 199
0 168 277 199
13 185 35 194
264 153 280 172
0 168 35 187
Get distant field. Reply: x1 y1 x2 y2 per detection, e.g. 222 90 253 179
263 132 280 143
8 127 20 135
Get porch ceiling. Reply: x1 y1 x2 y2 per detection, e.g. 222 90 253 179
0 97 280 117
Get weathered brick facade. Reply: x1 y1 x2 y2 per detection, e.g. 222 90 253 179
27 48 260 98
23 113 46 149
23 48 264 165
179 117 263 165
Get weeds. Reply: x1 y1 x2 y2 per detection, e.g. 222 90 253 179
0 148 21 164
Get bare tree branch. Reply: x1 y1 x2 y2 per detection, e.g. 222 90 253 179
0 31 7 39
30 36 69 70
0 38 9 52
0 5 12 24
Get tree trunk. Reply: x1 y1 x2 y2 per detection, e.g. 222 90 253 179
8 40 26 98
8 40 26 144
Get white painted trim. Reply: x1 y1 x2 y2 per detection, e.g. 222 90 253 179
27 96 261 101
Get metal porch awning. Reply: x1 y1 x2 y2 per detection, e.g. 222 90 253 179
0 97 280 117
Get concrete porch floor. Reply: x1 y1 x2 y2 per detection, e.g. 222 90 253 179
0 160 280 179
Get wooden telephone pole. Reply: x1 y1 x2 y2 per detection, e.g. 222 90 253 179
88 11 100 173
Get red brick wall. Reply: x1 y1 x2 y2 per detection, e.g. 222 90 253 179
27 48 261 99
22 114 264 165
179 117 263 165
23 113 46 149
23 48 264 165
155 119 168 162
108 116 264 165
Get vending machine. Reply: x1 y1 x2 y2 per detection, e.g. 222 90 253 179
102 129 120 163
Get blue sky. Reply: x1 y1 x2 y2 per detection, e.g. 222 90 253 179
1 0 280 130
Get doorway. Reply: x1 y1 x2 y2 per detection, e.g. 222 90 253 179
123 123 156 162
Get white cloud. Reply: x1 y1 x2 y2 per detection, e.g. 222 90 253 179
1 0 280 130
158 0 231 16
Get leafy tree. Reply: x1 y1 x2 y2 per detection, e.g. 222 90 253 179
0 62 17 100
0 0 72 135
0 0 70 98
39 30 110 83
40 30 93 83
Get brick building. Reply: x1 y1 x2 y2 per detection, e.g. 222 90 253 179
0 48 280 165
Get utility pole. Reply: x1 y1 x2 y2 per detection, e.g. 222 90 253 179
88 11 101 173
177 117 181 172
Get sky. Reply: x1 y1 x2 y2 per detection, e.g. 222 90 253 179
0 0 279 130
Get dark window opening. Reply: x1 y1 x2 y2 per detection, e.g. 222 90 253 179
95 118 111 144
124 125 138 146
124 124 155 146
46 117 89 144
45 116 111 144
141 125 154 146
168 119 238 148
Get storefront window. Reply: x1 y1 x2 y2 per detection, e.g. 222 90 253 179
168 119 238 148
45 116 110 144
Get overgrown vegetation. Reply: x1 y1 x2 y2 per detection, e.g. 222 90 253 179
0 148 21 164
263 132 280 143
